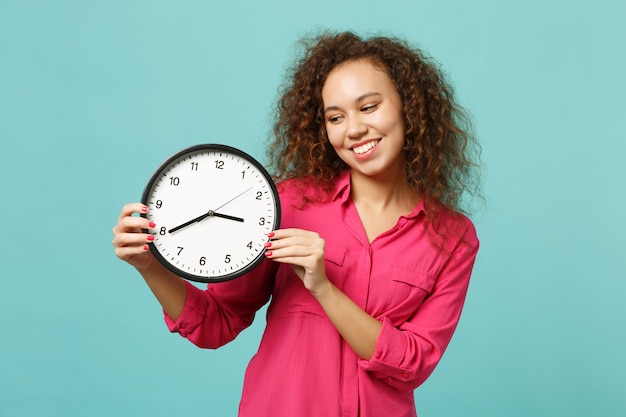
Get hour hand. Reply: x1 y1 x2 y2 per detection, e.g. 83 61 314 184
168 210 244 234
211 212 244 222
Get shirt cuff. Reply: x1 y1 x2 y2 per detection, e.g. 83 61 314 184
163 280 208 337
358 316 420 383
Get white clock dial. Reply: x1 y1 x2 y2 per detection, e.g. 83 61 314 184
141 144 281 283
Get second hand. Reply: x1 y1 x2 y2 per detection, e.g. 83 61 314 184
168 187 252 234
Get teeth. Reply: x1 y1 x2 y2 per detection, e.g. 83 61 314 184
353 140 379 154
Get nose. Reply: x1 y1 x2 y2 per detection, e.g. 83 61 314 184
347 114 367 139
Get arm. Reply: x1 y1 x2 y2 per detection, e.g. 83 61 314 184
113 203 274 348
112 203 187 320
311 280 382 360
359 224 479 390
265 228 381 360
163 258 275 348
267 224 479 390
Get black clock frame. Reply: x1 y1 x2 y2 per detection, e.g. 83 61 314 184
140 143 282 283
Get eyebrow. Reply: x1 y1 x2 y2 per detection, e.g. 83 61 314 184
324 92 382 113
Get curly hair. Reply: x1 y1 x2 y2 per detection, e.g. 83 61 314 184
268 31 481 240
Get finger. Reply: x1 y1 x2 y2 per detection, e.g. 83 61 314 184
114 243 150 261
118 202 148 222
267 245 324 260
266 237 306 251
113 214 156 236
267 234 324 252
266 235 325 259
113 231 155 249
267 241 323 257
269 228 319 240
267 255 305 266
118 215 155 231
268 229 323 248
267 252 323 281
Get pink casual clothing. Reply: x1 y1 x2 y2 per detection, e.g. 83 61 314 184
165 171 479 417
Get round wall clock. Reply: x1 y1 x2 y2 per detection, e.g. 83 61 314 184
141 144 281 283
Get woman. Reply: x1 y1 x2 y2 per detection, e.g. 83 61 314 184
113 31 481 417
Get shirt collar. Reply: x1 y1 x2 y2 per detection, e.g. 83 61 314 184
331 170 352 203
331 170 426 219
403 197 426 220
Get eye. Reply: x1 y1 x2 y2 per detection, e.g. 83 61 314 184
327 114 344 124
361 103 379 113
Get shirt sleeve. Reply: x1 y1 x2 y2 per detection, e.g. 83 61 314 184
358 222 479 391
163 258 277 349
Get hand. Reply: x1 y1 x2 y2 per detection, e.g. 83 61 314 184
264 228 330 295
266 228 382 360
112 203 157 271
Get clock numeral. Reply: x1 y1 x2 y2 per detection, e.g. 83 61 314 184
246 241 252 249
259 217 266 226
241 170 246 179
224 254 231 264
215 160 224 169
159 227 167 235
199 257 206 266
155 199 163 209
190 162 199 171
169 176 180 186
177 246 184 255
255 191 263 200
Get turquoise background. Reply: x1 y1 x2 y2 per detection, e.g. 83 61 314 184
1 0 625 416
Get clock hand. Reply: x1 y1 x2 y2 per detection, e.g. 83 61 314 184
213 187 253 211
168 187 252 233
168 211 213 234
168 210 244 234
168 188 253 234
211 212 244 222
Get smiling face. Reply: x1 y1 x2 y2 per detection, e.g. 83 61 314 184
322 59 407 182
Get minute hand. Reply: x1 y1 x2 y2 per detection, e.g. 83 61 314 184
168 187 252 234
168 211 213 234
168 210 244 234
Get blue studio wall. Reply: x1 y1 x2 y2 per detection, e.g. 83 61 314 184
1 1 625 416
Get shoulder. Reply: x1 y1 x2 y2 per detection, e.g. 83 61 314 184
448 211 477 242
276 177 310 196
432 207 479 253
275 177 311 209
276 175 343 209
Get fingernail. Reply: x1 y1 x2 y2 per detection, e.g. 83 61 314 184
147 235 155 241
148 222 156 228
141 206 148 213
143 245 149 251
265 251 272 257
267 232 275 238
264 242 272 248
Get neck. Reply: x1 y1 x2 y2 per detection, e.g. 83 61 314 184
349 169 420 213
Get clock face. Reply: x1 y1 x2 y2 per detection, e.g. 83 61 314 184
141 144 281 283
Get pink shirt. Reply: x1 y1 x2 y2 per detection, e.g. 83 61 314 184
165 171 479 417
